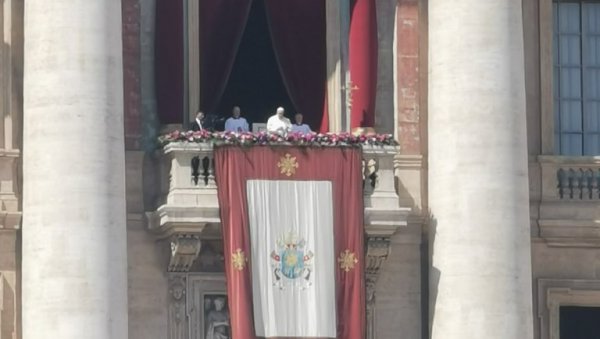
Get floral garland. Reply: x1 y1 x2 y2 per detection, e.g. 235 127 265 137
159 130 398 147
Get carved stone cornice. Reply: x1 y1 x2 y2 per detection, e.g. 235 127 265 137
146 207 218 239
365 237 393 308
366 237 392 279
169 234 202 272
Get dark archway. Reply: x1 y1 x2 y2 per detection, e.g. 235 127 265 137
215 0 294 129
560 306 600 338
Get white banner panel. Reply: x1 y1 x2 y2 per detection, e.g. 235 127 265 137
246 180 336 338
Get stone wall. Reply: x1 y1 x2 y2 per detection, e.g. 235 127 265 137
376 225 422 339
0 234 18 339
0 0 22 338
126 151 169 339
523 1 600 339
123 0 142 150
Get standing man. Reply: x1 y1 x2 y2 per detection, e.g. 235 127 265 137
224 106 250 132
191 111 205 131
290 113 312 134
267 107 292 135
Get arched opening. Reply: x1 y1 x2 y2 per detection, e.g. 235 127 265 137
155 0 328 132
215 0 294 129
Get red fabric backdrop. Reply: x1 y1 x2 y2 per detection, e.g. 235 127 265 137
155 0 184 124
349 0 378 128
215 146 365 339
155 0 252 123
264 0 328 132
200 0 253 115
155 1 329 130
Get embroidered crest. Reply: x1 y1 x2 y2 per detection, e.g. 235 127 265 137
270 231 313 289
338 249 358 272
231 248 247 271
277 153 299 177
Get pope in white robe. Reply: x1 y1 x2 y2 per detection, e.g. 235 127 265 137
266 107 292 135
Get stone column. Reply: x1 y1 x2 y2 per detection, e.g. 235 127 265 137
22 2 128 339
428 1 533 338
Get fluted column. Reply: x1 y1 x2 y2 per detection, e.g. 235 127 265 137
22 2 127 339
428 1 533 338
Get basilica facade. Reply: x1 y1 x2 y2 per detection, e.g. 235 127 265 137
0 1 599 339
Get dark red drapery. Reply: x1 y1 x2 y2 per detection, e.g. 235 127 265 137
155 0 252 123
155 0 184 124
200 0 253 115
155 1 330 130
215 146 365 339
349 0 378 128
263 0 328 132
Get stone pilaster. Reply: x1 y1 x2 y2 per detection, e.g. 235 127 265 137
22 2 128 339
168 275 188 339
365 237 392 339
428 1 533 338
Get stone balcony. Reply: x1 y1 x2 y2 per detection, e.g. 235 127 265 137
146 142 410 272
537 155 600 247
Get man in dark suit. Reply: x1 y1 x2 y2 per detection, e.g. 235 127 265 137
191 111 205 131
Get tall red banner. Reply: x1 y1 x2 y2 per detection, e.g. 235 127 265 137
215 146 365 339
349 0 378 128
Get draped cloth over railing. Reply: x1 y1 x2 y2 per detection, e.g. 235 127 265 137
215 146 365 339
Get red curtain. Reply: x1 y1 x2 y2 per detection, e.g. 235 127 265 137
200 0 253 114
155 0 252 123
349 0 378 128
155 0 184 124
264 0 328 132
215 146 365 339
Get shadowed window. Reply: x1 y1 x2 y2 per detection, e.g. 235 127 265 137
560 306 600 338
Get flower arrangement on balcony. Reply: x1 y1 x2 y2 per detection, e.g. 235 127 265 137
159 130 398 147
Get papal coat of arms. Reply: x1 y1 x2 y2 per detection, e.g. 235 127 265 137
270 231 314 289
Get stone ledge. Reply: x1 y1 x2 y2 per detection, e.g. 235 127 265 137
539 219 600 247
0 149 20 158
146 205 219 239
364 207 411 237
0 211 21 230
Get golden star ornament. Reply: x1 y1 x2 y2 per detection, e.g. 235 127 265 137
277 153 299 177
338 249 358 272
231 248 248 271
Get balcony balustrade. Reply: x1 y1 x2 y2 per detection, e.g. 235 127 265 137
537 156 600 247
146 141 410 271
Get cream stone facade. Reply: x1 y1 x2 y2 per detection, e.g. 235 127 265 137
0 0 599 339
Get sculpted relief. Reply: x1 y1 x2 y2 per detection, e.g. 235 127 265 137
169 273 229 339
203 294 230 339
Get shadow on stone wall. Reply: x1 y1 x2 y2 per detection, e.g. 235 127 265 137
428 215 439 339
394 170 437 339
1 274 16 339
